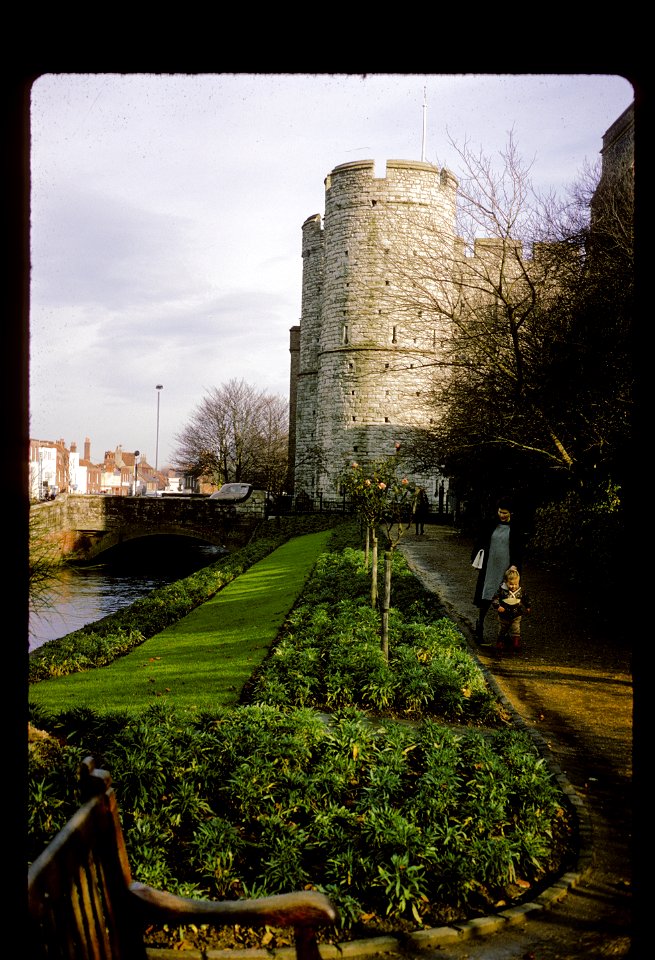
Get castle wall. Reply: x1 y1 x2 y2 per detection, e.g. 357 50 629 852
591 102 634 231
293 159 458 502
287 324 300 491
293 214 324 495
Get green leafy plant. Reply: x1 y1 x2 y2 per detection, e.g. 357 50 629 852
187 817 245 896
28 705 574 936
375 852 429 923
248 555 499 725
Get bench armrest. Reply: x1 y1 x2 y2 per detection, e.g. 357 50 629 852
129 883 338 928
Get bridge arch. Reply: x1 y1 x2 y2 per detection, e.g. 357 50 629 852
30 495 263 563
79 527 226 561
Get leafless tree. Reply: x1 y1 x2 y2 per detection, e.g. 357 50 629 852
173 379 288 493
384 132 633 503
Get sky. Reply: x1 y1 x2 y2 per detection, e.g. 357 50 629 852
28 72 634 469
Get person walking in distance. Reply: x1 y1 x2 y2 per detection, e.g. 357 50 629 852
491 565 531 653
471 497 524 643
413 487 430 536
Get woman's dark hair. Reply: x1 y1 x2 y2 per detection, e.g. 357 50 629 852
496 496 514 512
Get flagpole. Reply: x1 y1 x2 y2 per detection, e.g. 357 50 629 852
421 86 427 162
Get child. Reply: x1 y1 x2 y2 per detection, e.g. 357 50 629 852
491 565 531 653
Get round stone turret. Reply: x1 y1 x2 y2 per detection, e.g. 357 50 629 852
293 159 458 500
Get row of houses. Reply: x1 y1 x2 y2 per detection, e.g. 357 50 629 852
28 437 184 501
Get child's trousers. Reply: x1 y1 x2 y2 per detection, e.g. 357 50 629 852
497 615 522 649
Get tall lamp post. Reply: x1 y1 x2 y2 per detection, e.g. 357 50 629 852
155 384 163 472
133 451 140 496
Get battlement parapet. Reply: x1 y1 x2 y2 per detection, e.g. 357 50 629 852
325 158 457 197
302 214 323 258
302 213 322 229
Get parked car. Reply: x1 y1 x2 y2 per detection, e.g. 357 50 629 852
209 483 254 503
209 484 276 518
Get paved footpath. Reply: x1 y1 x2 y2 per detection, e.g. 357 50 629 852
392 523 639 960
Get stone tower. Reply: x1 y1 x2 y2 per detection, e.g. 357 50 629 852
290 159 458 505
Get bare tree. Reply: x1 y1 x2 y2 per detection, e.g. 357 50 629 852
173 379 288 492
385 132 632 505
247 392 290 496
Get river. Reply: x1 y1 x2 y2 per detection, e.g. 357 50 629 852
29 538 227 652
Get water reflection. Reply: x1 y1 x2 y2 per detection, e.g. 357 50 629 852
29 537 226 652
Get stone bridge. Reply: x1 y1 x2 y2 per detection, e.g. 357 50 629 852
30 494 264 562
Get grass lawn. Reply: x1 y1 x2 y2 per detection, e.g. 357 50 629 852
29 530 332 715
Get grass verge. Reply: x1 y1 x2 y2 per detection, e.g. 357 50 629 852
29 530 332 713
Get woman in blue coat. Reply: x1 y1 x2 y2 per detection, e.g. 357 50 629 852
472 497 524 643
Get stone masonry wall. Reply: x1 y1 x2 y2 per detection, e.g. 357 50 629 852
293 159 457 503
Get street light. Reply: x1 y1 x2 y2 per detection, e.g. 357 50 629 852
155 385 163 471
134 450 140 496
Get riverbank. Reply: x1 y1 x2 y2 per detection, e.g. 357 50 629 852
29 538 227 650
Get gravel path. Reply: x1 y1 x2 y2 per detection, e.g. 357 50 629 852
395 523 637 959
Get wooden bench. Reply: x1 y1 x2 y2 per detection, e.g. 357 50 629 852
28 756 338 960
